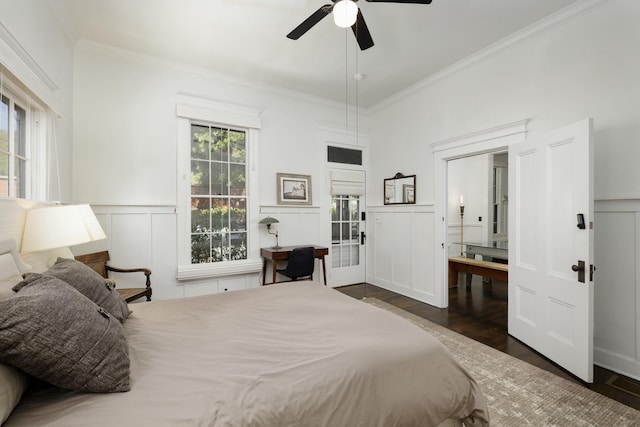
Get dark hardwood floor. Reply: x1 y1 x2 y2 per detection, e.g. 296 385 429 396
336 279 640 411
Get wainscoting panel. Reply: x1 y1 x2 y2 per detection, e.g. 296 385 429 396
371 211 394 283
259 206 323 249
593 200 640 380
392 212 414 289
367 200 640 381
258 206 325 283
89 205 263 301
367 205 438 305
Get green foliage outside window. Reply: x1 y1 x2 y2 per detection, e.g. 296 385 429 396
190 124 247 264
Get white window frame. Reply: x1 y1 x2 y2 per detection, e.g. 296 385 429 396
176 94 262 281
0 73 46 201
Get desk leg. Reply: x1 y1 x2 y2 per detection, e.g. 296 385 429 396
272 260 278 284
262 258 267 286
321 256 327 286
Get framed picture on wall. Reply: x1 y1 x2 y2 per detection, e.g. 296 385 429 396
277 173 312 205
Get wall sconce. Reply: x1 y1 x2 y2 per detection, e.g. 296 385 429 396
259 216 281 249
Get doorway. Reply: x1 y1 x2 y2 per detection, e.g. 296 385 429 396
432 120 528 308
447 153 508 260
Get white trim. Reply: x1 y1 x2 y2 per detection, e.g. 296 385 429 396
91 205 176 214
176 96 261 282
0 23 63 117
176 94 261 129
432 120 529 153
432 120 528 308
176 258 263 281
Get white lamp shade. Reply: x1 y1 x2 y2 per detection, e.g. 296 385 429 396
333 0 358 28
78 204 107 241
21 204 106 253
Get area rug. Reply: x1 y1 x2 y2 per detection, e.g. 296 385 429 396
364 298 640 426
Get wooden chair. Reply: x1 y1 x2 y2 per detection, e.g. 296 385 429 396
75 251 152 303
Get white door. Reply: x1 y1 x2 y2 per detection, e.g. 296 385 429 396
330 193 366 286
508 118 594 383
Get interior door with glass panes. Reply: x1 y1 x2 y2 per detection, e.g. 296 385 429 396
330 194 366 286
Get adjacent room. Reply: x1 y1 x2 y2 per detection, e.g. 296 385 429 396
2 0 640 425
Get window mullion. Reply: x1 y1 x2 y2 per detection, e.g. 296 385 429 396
7 98 15 197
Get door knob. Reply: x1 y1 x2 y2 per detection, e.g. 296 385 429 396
572 260 585 283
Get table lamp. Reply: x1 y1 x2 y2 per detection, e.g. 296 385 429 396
21 204 107 266
259 216 281 249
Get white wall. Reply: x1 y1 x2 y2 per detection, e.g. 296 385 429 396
447 155 491 256
72 41 369 299
367 0 640 380
5 0 640 381
0 0 75 201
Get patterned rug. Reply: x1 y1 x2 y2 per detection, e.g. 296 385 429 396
364 298 640 426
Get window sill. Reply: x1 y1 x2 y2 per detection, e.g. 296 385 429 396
177 258 263 282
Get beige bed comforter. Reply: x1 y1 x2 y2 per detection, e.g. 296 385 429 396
6 282 488 427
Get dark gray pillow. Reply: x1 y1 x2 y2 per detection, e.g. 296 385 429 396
44 257 131 323
0 273 130 392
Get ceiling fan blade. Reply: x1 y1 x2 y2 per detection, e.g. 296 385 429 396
351 9 374 51
287 4 333 40
365 0 432 3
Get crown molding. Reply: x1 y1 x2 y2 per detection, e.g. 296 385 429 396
0 22 64 116
370 0 615 113
75 39 371 115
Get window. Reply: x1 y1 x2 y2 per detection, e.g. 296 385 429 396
331 194 361 268
190 124 247 263
176 95 262 280
0 71 45 200
1 91 28 198
327 145 362 165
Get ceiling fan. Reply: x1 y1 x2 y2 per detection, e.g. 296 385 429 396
287 0 433 51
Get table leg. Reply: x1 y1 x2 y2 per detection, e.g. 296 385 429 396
321 256 327 286
262 258 267 285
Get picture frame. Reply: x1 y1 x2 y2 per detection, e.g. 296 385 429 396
277 173 312 205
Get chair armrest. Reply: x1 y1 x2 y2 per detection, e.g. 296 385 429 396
105 265 152 289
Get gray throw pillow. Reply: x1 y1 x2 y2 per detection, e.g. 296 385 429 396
44 257 131 323
0 273 130 392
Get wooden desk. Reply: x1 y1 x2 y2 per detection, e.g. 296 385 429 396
261 245 328 285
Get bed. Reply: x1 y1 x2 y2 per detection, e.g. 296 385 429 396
0 242 489 427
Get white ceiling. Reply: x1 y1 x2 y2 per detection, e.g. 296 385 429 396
57 0 582 107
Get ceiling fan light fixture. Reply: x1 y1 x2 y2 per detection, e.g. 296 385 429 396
333 0 358 28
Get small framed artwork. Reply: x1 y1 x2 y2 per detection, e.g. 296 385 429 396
277 173 312 205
